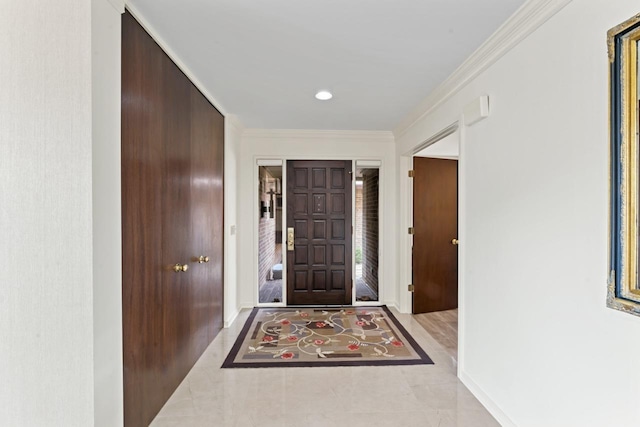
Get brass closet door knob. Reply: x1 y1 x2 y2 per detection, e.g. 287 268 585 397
198 255 210 263
451 239 459 245
173 263 189 272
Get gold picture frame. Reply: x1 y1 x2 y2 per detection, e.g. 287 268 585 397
608 13 640 315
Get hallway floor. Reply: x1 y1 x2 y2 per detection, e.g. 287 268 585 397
151 308 498 427
414 309 458 361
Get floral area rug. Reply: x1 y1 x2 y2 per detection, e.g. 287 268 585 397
222 306 433 368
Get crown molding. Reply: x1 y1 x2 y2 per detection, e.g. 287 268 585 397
243 129 395 143
393 0 572 139
107 0 125 13
124 2 228 116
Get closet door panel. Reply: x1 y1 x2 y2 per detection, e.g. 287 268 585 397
189 86 224 351
159 52 193 402
121 11 167 426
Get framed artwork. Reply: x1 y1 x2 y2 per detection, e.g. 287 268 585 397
608 13 640 316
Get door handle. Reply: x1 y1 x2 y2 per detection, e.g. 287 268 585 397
197 255 210 263
451 238 459 245
172 263 189 272
287 227 295 251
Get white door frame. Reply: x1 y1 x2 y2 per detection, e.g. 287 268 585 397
398 120 465 377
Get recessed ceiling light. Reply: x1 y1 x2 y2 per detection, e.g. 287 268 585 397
315 90 333 101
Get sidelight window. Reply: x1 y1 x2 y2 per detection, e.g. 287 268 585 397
354 161 380 303
257 160 285 304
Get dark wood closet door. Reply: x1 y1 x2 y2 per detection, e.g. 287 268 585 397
122 11 166 425
188 85 224 348
160 48 193 398
121 11 224 427
286 160 352 305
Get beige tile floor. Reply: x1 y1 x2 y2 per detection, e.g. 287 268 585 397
151 308 500 427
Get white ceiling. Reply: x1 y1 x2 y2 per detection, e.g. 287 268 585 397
128 0 526 130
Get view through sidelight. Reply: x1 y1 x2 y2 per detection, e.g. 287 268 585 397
257 162 284 304
355 163 379 302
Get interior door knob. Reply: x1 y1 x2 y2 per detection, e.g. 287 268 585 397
173 263 189 272
198 255 210 263
451 238 459 245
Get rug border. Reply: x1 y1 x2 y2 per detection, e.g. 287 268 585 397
221 305 434 369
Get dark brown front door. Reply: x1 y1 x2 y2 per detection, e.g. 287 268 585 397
412 157 458 314
286 160 352 305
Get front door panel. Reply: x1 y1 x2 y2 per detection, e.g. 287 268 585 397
286 160 352 305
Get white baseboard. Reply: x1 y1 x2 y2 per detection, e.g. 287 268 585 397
384 302 400 312
223 309 240 328
459 370 516 427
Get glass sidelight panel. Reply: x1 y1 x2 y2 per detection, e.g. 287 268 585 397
257 161 284 304
355 162 380 302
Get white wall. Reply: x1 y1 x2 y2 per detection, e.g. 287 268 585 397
0 0 95 424
237 130 398 309
92 0 124 426
224 115 243 327
396 0 640 425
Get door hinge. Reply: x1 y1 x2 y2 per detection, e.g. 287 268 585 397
408 227 415 235
408 284 415 292
408 170 415 178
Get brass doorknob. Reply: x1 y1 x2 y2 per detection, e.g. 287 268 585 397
198 255 210 264
451 239 459 245
173 263 189 272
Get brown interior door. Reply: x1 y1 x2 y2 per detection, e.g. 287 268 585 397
412 157 458 314
286 160 352 305
122 11 224 427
